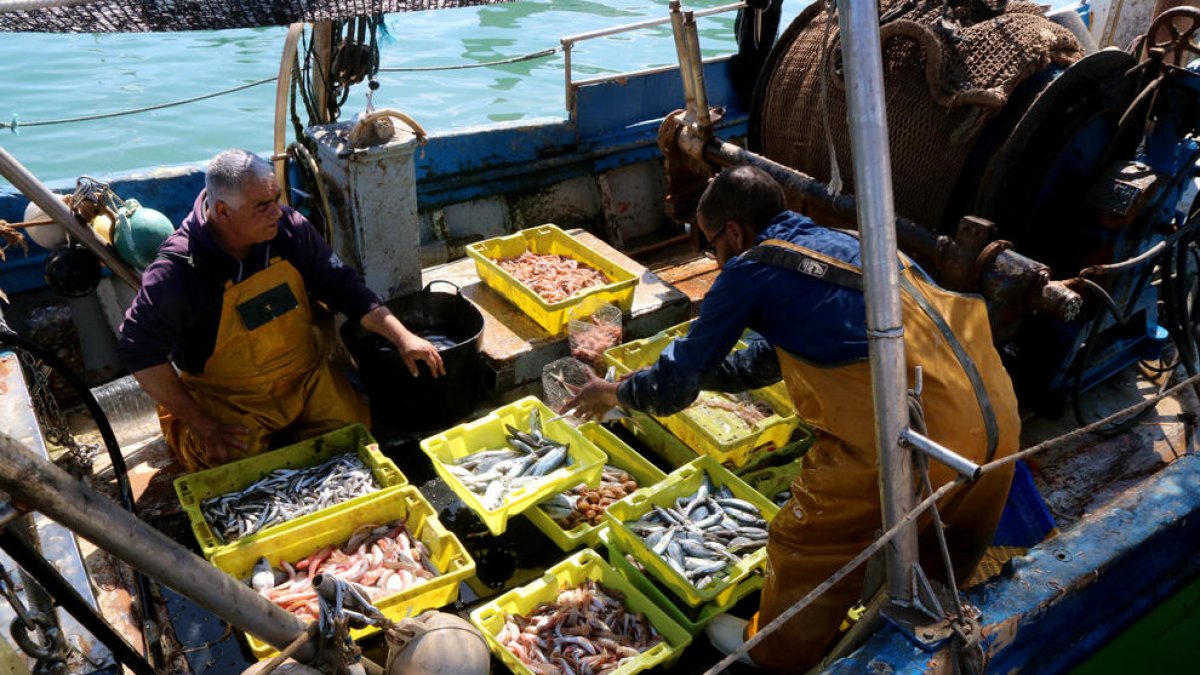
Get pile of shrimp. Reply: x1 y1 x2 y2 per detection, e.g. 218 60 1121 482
254 520 439 623
697 393 778 427
497 580 662 674
497 252 609 303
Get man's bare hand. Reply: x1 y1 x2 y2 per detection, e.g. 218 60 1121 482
563 369 620 421
398 333 446 378
192 416 250 466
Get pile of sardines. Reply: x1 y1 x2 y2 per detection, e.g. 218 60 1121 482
446 409 573 510
625 477 769 588
248 519 439 623
202 454 379 543
497 579 662 673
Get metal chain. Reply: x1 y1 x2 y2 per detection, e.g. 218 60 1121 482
0 565 69 674
14 347 96 473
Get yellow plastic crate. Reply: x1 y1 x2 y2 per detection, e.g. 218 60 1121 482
599 529 762 637
420 396 606 536
604 321 800 469
524 421 667 551
174 424 407 559
470 548 691 675
466 224 638 335
210 486 474 659
605 456 779 607
740 455 804 502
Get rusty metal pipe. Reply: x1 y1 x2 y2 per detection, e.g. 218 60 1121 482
673 124 1082 322
682 11 714 135
668 1 697 119
0 432 315 662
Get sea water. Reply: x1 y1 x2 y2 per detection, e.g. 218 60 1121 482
0 0 805 185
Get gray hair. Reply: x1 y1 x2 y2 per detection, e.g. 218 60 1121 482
205 149 273 209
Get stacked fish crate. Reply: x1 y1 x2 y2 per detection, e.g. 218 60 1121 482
174 423 474 658
605 320 814 504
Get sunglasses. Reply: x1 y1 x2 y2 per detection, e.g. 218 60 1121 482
698 222 728 255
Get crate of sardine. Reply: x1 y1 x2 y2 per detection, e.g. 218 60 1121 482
466 224 638 335
605 321 801 469
420 396 607 535
174 424 407 560
212 486 474 659
524 421 667 551
470 548 691 675
605 456 779 607
599 528 763 637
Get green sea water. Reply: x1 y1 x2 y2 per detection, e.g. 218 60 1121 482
0 0 803 185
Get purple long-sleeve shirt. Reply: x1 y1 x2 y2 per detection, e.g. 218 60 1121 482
118 191 382 375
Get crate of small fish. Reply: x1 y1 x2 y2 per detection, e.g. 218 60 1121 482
466 223 639 335
470 548 691 675
605 456 779 607
599 529 762 636
420 396 607 535
174 424 406 559
212 486 474 659
605 321 800 469
524 422 667 551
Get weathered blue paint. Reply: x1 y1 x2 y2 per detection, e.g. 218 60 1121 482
825 455 1200 674
573 59 746 139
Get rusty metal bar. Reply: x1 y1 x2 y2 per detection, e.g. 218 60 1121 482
0 431 315 662
671 127 1082 322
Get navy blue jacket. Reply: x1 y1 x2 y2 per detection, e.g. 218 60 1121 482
617 211 870 415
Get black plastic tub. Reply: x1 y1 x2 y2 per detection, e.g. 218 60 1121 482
341 281 486 435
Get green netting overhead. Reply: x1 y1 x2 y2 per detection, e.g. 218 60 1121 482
0 0 509 33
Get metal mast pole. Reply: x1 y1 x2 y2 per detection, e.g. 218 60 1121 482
833 0 918 605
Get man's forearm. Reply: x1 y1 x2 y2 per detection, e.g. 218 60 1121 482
359 306 413 344
131 363 209 429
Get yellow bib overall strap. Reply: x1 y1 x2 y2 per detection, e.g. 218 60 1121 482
740 238 1020 672
160 256 369 472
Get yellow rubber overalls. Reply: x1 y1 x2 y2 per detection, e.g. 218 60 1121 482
160 256 370 473
741 239 1020 672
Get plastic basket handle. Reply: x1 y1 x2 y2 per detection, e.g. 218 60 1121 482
423 279 462 296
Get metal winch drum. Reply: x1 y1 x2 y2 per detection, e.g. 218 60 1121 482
746 0 1200 407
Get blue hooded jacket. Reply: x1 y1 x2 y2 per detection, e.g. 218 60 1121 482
617 210 870 415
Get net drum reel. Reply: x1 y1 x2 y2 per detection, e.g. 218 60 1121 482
747 1 1200 409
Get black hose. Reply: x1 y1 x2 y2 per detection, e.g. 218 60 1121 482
0 327 161 670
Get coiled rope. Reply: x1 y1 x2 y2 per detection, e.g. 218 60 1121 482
1 47 560 133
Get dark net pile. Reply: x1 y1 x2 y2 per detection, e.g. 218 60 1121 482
753 0 1083 231
0 0 508 33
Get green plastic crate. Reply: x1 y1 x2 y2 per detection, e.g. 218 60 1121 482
420 396 606 536
174 423 406 559
470 548 691 675
524 421 667 551
211 486 474 659
599 529 762 636
605 456 779 607
466 224 638 335
604 321 800 469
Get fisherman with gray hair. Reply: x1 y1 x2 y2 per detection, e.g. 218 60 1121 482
118 149 444 472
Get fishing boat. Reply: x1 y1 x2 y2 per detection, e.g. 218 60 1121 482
0 0 1198 672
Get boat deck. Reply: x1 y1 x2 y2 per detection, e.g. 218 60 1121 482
12 241 1200 673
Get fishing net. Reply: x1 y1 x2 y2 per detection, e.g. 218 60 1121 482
0 0 510 33
751 0 1083 230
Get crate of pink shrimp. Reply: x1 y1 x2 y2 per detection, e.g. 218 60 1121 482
471 548 691 675
210 486 474 659
466 224 639 335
